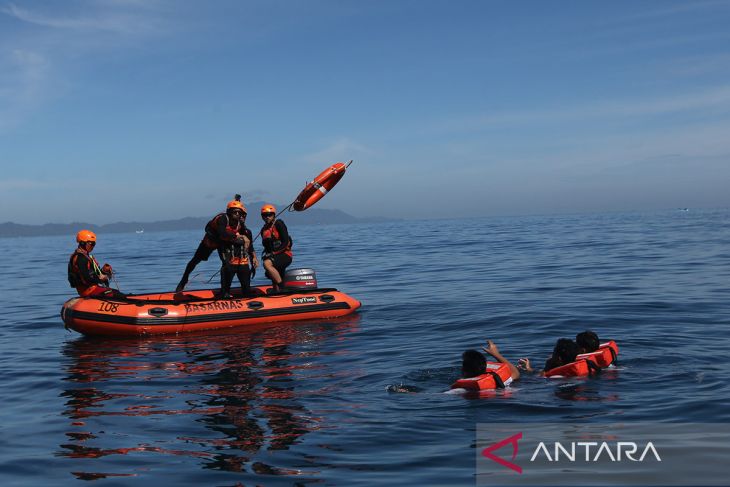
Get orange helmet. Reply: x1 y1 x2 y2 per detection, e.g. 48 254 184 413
261 204 276 215
227 200 246 213
76 229 97 243
226 194 247 214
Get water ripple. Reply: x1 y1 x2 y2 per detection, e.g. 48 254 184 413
0 209 728 485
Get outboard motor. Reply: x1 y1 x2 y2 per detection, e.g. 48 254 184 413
283 268 318 289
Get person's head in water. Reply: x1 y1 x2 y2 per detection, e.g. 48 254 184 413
576 330 600 353
461 349 486 378
544 338 579 371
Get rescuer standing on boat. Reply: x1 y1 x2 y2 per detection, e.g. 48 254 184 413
259 204 293 292
219 206 257 298
175 195 258 293
68 230 125 298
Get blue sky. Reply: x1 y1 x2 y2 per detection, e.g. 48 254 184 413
2 0 730 223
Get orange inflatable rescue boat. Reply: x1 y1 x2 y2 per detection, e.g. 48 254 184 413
61 276 361 337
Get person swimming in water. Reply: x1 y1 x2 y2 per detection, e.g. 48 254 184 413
576 330 600 353
461 340 521 381
518 338 579 376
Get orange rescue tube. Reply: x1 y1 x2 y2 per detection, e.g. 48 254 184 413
292 161 351 211
450 362 513 391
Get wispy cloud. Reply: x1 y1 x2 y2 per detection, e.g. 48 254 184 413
430 84 730 135
0 49 52 131
564 2 730 61
1 1 168 34
0 178 54 191
300 138 375 166
620 0 730 22
654 52 730 78
0 1 175 131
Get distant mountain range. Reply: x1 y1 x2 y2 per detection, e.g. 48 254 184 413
0 201 391 238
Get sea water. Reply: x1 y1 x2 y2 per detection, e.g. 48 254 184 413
0 209 728 486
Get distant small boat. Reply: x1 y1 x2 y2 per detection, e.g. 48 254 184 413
135 229 144 234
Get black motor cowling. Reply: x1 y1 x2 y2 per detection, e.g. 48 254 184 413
283 268 317 289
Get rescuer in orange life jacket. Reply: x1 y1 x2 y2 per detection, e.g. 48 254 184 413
175 195 258 293
218 203 257 299
259 204 293 292
67 230 126 299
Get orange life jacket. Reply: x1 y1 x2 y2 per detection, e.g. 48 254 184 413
450 362 513 391
576 341 619 368
261 221 292 257
205 213 241 246
544 357 601 378
68 248 105 296
224 243 250 266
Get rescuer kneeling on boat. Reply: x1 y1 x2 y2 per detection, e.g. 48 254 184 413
68 230 126 299
259 204 293 292
175 195 258 293
219 209 257 299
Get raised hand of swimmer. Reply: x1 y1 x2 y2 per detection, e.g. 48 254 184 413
517 358 533 372
482 340 500 358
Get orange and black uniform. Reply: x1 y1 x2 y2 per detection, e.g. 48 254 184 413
220 227 255 296
260 219 293 278
68 249 124 298
177 213 243 291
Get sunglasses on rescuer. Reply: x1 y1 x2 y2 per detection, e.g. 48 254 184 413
262 212 275 217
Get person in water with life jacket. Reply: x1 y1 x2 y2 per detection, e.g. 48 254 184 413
219 204 258 299
576 330 600 353
461 340 521 381
68 230 126 299
259 204 293 292
518 337 581 376
175 195 258 293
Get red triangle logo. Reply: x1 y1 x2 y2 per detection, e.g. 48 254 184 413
481 432 523 474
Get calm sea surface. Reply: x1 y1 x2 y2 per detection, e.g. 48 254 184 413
1 210 729 486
